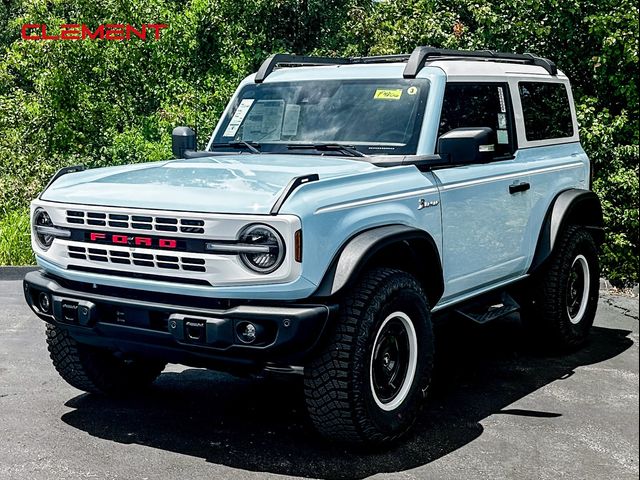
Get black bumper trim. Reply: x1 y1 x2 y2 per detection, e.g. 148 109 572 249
24 270 332 368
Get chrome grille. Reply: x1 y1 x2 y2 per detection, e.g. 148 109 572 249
65 210 205 234
67 246 206 272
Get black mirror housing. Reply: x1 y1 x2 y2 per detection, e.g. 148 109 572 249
172 126 197 158
437 127 496 165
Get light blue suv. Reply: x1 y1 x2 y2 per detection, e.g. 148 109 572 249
24 47 604 446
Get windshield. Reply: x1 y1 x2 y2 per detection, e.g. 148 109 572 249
210 79 430 156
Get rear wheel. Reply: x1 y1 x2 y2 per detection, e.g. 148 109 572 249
522 225 600 349
304 268 434 446
46 324 166 394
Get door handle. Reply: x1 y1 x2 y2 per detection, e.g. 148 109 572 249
509 182 530 194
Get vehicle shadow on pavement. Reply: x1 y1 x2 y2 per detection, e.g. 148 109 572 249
61 316 633 480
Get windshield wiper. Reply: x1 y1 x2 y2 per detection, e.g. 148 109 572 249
287 143 366 157
209 141 261 154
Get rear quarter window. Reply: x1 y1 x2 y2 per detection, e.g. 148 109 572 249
519 82 574 141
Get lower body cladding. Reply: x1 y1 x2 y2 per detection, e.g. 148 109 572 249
23 270 332 373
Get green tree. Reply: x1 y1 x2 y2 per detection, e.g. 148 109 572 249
0 0 637 283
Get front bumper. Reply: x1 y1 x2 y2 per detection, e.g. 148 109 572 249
24 270 332 372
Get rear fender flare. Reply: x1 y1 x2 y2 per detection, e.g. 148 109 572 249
529 189 604 273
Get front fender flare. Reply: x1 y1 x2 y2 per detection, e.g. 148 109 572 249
313 225 444 307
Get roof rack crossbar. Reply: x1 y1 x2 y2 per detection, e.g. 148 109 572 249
255 54 350 83
255 53 414 83
403 46 557 77
254 47 558 83
349 54 411 64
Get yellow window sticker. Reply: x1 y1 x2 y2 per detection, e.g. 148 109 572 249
374 89 403 100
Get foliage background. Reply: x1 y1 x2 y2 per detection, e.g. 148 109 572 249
0 0 638 284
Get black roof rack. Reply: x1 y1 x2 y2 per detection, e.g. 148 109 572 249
402 46 557 77
254 47 557 83
254 53 411 83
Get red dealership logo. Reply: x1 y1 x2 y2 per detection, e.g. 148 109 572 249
21 24 168 41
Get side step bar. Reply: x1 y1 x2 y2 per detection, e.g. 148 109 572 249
454 292 520 325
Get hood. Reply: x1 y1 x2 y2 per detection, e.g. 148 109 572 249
40 154 379 214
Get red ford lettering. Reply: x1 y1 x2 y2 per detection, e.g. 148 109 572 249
89 232 178 249
134 237 152 247
112 235 128 244
159 239 177 249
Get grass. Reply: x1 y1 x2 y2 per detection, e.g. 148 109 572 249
0 208 35 265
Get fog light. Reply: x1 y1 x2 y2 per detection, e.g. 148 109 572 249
237 321 257 344
38 292 51 313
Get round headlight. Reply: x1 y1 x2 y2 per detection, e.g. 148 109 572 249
33 208 54 250
238 224 285 274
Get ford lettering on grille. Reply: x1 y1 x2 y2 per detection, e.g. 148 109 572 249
89 232 178 249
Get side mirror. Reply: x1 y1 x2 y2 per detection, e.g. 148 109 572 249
172 126 197 158
437 127 496 165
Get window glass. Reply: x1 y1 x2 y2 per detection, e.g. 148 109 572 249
519 82 574 141
438 83 514 157
212 79 430 156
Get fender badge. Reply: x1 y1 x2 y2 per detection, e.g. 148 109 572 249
418 198 439 210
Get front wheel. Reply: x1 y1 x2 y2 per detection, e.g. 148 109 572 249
304 268 434 446
521 225 600 349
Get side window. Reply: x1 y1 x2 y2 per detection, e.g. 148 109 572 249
438 83 515 158
519 82 574 141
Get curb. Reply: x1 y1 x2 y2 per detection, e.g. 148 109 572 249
0 266 38 281
600 278 639 297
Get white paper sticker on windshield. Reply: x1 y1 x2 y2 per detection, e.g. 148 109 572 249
242 100 285 141
282 104 301 136
222 99 254 137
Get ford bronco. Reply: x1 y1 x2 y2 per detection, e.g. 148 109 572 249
24 47 604 446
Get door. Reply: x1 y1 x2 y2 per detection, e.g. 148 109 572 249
432 82 531 304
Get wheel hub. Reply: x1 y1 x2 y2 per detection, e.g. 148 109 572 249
370 313 418 409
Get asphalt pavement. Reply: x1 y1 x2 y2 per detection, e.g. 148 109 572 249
0 274 637 480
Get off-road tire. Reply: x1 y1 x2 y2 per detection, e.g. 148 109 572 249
522 225 599 349
304 268 434 446
46 324 166 394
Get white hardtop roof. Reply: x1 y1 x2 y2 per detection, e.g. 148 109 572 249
429 59 567 79
257 59 567 83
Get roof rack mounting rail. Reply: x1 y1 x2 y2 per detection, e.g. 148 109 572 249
402 46 557 77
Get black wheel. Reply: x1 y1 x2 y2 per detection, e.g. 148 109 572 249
522 225 600 349
46 324 166 394
304 268 434 446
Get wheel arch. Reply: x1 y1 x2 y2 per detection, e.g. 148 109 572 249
313 225 444 307
529 189 604 273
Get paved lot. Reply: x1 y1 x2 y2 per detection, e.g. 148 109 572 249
0 275 637 480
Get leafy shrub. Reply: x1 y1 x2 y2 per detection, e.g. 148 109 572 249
0 0 637 284
0 207 33 265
